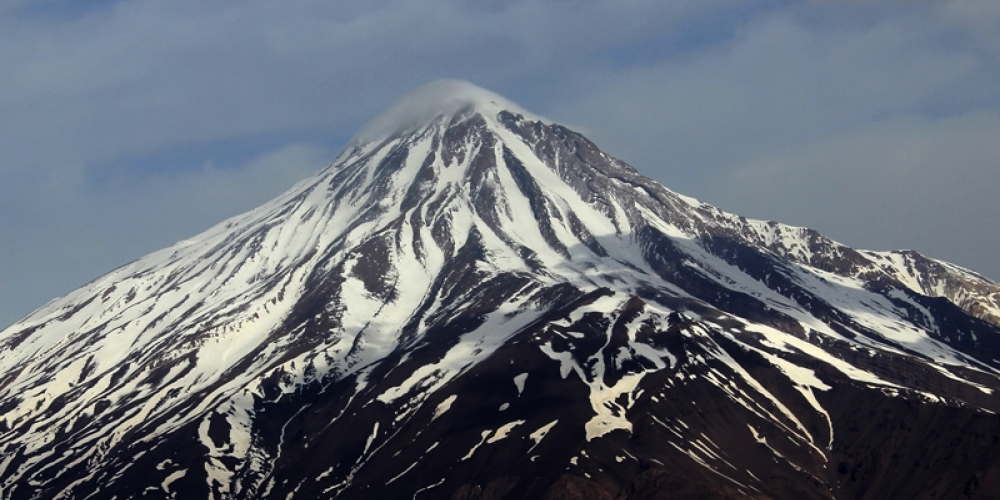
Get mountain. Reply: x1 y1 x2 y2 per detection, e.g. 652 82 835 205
3 79 1000 500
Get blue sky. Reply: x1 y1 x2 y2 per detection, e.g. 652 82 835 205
2 0 999 328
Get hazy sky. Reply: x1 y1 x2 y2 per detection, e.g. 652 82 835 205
2 0 998 328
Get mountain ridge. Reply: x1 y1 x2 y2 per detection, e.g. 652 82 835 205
2 80 1000 499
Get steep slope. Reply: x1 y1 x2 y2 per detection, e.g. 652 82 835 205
2 79 1000 500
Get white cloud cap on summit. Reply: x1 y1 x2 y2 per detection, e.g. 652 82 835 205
349 79 546 146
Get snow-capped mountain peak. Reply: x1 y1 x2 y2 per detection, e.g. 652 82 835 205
2 80 1000 500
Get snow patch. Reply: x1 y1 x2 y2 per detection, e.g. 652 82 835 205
513 373 528 395
528 420 558 453
460 431 492 461
161 469 187 494
487 420 526 444
431 395 457 421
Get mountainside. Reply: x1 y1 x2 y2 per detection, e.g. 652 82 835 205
3 79 1000 500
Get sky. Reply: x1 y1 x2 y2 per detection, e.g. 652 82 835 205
1 0 998 328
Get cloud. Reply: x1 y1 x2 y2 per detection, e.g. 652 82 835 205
553 7 988 185
0 0 753 173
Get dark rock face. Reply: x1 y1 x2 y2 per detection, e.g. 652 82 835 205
2 81 1000 500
